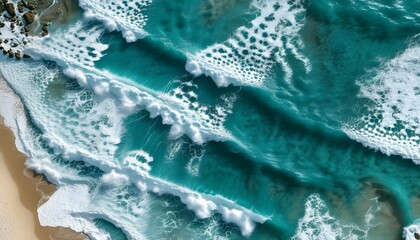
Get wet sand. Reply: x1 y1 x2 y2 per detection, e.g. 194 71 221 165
0 118 87 240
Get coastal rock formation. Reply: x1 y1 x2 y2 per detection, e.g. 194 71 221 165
5 3 15 17
0 0 78 60
17 1 24 13
22 11 34 24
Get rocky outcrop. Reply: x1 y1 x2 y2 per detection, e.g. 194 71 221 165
42 24 48 33
17 1 24 13
5 3 16 17
22 11 34 24
27 3 35 10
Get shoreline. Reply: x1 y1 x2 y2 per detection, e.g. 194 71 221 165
0 118 87 240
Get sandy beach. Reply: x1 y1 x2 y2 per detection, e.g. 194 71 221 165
0 118 87 240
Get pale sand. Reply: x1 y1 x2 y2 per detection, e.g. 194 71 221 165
0 119 88 240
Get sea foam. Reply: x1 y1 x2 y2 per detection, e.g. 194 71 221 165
0 57 266 238
78 0 152 42
3 19 267 237
186 0 310 87
404 220 420 240
26 21 234 144
292 194 378 240
344 36 420 163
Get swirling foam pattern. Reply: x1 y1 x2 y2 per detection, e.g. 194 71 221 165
344 36 420 163
186 0 310 87
78 0 152 42
27 21 234 144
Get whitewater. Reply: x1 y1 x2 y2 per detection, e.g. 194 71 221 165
0 0 419 239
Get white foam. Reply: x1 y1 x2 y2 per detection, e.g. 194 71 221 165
183 194 217 219
0 75 110 239
38 185 111 240
78 0 152 42
27 21 108 68
344 36 420 163
26 22 235 144
292 194 372 240
123 150 154 176
134 174 268 237
0 60 126 171
0 54 263 238
3 17 265 238
101 170 129 187
403 220 420 240
186 0 310 87
0 75 91 185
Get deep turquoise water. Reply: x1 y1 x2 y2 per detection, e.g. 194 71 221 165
0 0 419 239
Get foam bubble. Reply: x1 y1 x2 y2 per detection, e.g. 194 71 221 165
78 0 152 42
101 170 129 187
183 194 217 219
219 207 256 236
186 0 310 87
344 36 420 163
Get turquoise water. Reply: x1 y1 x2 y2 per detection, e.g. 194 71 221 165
0 0 419 239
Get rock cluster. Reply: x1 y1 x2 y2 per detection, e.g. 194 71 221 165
0 0 51 60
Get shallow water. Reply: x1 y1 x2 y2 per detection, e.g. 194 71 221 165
0 0 419 239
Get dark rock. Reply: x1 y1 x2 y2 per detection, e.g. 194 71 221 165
11 42 17 47
10 22 14 29
415 233 420 240
24 26 30 32
8 49 13 58
15 51 20 59
22 11 34 24
27 3 35 10
5 3 15 17
41 31 48 36
23 53 30 58
4 39 8 43
42 25 48 33
17 1 24 13
0 22 4 28
0 2 4 13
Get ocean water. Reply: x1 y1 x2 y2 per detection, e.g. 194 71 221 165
0 0 419 239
